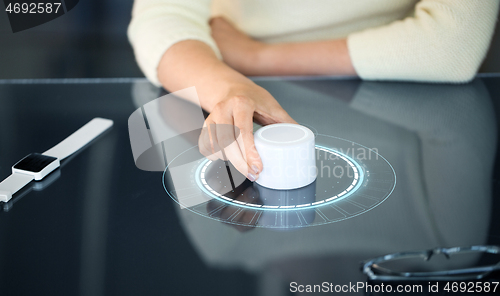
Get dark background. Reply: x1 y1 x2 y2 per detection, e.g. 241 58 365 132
0 0 142 79
0 0 499 80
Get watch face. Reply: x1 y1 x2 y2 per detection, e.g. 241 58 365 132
13 153 58 173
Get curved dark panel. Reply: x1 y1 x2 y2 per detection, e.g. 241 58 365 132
63 0 79 12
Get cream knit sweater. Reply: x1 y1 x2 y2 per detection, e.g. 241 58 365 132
128 0 499 85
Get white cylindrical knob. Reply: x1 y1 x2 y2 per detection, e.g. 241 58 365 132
254 123 317 190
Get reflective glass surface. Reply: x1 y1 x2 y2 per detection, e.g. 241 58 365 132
1 76 500 296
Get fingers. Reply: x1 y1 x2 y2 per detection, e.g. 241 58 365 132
214 118 251 179
198 130 218 161
233 100 263 176
198 120 219 161
254 99 297 126
199 92 296 183
198 96 261 182
277 110 298 124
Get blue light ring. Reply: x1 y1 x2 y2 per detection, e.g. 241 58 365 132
162 135 397 228
195 145 365 211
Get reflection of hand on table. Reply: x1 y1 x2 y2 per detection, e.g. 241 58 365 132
206 184 261 232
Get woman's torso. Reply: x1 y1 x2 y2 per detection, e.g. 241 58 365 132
211 0 418 43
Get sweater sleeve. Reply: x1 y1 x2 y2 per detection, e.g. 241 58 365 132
347 0 499 83
128 0 221 86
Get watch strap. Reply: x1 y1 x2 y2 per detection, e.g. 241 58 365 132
43 118 113 160
0 173 35 202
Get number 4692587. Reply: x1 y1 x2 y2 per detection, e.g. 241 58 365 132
6 3 62 14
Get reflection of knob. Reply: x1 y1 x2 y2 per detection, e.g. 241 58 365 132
256 181 316 229
254 123 317 190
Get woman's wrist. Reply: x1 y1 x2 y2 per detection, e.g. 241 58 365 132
197 61 253 106
236 39 356 76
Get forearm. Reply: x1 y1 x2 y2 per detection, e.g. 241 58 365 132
253 39 357 76
157 39 296 179
157 40 256 112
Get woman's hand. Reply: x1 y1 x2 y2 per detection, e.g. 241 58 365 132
157 39 297 181
198 82 296 181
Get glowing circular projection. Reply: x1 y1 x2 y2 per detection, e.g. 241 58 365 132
195 146 364 211
163 134 396 229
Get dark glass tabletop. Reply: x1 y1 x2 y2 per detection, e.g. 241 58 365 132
1 75 500 296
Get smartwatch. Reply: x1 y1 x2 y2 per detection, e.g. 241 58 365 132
0 118 113 202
